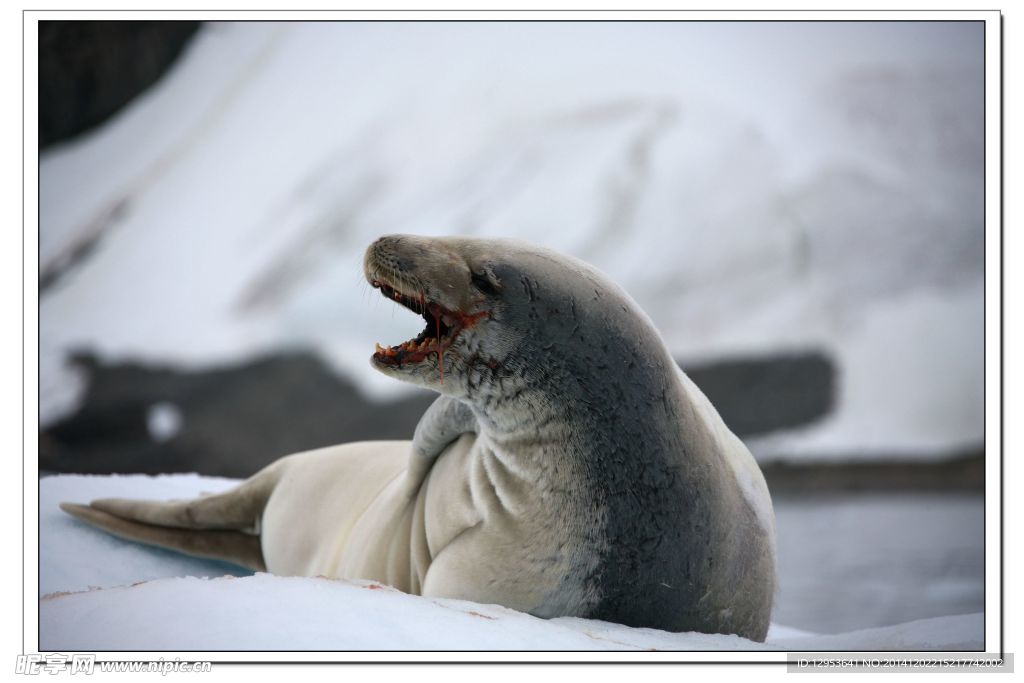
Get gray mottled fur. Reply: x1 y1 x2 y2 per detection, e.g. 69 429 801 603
366 235 777 640
406 396 477 495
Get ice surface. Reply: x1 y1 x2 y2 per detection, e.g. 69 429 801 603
773 492 983 634
39 574 983 652
40 474 984 652
40 474 249 596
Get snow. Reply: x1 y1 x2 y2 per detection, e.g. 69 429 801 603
40 474 248 596
40 574 983 652
39 21 985 462
40 473 984 652
42 574 752 652
746 282 985 460
145 402 183 443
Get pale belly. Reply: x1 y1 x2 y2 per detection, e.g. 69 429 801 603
258 436 480 594
259 441 411 582
256 434 590 616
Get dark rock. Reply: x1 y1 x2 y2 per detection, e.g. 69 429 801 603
41 348 836 479
41 351 436 478
40 349 981 492
764 451 984 495
684 351 835 437
39 20 200 148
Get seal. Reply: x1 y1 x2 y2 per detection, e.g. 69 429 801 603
61 234 777 641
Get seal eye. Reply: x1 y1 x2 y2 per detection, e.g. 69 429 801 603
471 270 499 295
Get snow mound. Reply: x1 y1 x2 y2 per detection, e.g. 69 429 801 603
39 574 753 651
39 573 982 652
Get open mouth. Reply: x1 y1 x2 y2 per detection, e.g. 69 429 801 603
370 280 467 372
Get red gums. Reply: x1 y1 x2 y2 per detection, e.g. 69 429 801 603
373 296 490 381
429 307 490 384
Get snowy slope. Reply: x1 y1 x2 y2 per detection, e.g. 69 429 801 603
39 22 985 461
39 473 984 652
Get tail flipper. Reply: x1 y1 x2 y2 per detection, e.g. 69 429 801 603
59 464 283 572
60 502 266 570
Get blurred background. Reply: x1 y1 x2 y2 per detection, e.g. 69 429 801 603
38 20 985 636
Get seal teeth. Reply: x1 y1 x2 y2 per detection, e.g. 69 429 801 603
370 281 487 374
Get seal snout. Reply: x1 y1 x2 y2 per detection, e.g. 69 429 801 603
363 235 410 286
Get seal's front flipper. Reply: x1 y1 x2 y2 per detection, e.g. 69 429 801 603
406 396 477 495
59 502 266 570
